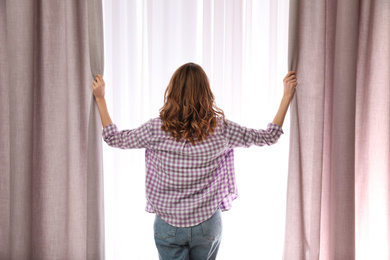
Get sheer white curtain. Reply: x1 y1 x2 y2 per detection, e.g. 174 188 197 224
102 0 290 259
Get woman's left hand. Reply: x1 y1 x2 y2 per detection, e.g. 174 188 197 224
92 74 105 100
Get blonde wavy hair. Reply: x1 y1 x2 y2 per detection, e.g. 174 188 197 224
159 63 225 145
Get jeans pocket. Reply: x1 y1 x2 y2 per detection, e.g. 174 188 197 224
201 209 222 241
154 215 177 240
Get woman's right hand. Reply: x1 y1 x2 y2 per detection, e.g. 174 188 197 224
272 71 298 127
283 71 298 100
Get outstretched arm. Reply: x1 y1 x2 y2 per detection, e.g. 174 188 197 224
272 71 298 127
91 74 113 128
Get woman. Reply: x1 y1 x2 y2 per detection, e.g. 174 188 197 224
92 63 297 260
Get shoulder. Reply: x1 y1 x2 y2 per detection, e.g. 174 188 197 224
219 118 241 131
133 118 162 135
147 117 170 137
148 117 163 127
215 117 240 138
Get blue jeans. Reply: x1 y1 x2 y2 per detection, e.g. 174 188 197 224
154 209 222 260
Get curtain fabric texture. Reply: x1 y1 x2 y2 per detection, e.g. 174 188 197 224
285 0 390 259
0 0 105 259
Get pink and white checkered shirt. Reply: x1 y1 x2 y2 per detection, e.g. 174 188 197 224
102 117 283 227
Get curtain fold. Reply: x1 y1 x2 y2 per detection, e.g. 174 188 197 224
285 0 390 259
0 0 11 257
87 0 105 258
0 0 105 259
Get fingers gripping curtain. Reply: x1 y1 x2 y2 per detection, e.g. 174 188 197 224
0 0 105 259
285 0 390 259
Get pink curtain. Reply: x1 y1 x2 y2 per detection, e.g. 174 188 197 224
284 0 390 259
0 0 105 259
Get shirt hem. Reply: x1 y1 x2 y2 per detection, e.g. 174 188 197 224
144 192 238 227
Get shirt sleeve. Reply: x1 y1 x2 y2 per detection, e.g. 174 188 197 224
102 120 152 149
223 119 284 148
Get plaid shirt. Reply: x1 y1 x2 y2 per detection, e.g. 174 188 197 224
102 118 283 227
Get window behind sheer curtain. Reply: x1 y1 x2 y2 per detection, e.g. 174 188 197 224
102 0 290 259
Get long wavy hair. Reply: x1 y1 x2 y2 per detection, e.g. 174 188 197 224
159 63 225 145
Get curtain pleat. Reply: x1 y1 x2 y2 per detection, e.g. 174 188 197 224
285 0 390 259
0 1 11 258
86 0 105 258
0 0 105 259
285 1 327 258
354 1 390 259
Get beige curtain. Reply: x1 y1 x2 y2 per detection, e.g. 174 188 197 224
285 0 390 259
0 0 105 259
